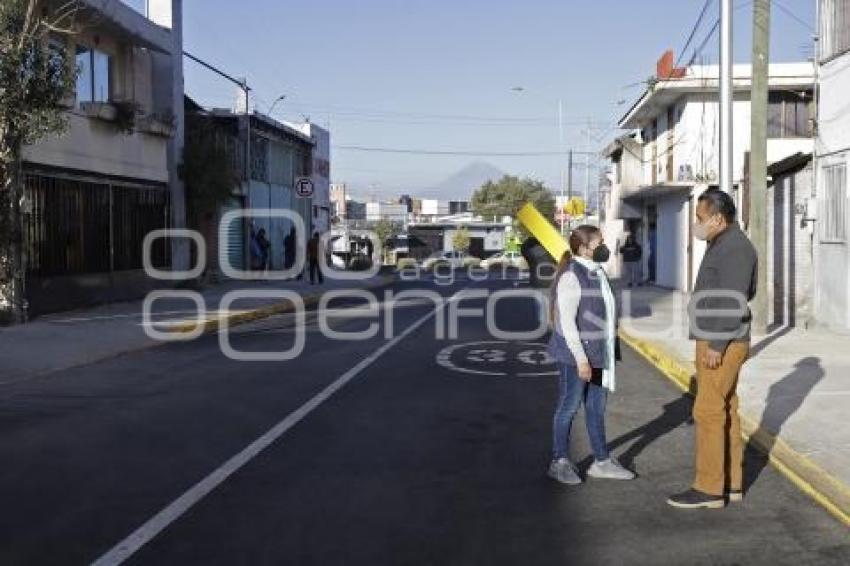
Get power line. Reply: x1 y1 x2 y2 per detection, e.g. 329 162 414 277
675 0 715 70
772 0 813 31
333 145 598 157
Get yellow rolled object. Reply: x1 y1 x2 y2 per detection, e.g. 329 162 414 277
517 203 569 261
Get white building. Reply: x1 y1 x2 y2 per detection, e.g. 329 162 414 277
366 202 409 224
604 53 814 293
295 122 331 235
815 0 850 332
420 199 449 218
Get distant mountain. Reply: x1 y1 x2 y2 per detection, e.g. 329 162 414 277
420 161 505 200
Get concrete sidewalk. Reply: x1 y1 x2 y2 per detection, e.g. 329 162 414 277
0 271 395 385
617 284 850 525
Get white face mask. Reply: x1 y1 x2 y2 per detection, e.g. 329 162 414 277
693 215 719 241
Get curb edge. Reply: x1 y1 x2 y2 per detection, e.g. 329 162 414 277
619 328 850 528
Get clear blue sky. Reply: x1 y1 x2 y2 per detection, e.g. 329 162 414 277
167 0 813 198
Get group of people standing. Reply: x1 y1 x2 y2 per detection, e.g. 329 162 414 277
526 187 758 510
250 226 325 285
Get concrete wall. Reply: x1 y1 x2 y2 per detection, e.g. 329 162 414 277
298 123 331 234
247 181 295 271
767 164 814 328
655 194 689 290
23 114 168 181
815 51 850 331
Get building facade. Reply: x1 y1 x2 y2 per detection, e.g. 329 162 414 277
604 53 814 294
295 122 331 235
193 110 315 274
815 0 850 332
21 0 185 315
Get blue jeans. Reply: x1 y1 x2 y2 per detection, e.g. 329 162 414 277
552 364 610 462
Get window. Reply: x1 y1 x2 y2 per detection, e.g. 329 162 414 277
821 0 850 61
767 92 811 138
75 44 111 103
821 163 847 242
250 135 269 182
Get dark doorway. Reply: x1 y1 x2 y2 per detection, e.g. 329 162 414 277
647 204 658 283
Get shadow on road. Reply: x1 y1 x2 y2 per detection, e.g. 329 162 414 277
743 356 823 492
578 381 696 473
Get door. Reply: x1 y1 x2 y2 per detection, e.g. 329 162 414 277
220 197 245 273
647 205 658 283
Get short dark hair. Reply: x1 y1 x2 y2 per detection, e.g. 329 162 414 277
697 188 736 223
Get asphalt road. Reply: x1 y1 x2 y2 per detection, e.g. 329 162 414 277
1 274 848 565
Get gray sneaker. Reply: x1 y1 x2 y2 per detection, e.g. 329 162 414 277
548 458 582 485
587 457 636 480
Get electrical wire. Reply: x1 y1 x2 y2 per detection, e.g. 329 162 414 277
333 145 598 157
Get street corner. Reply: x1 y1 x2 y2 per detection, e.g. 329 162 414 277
436 340 557 378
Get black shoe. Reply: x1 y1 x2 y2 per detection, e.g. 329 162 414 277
727 489 743 503
666 489 725 509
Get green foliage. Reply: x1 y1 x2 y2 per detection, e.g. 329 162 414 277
373 218 402 262
112 99 140 134
470 175 556 237
452 226 471 253
1 0 79 323
180 113 239 222
0 0 78 150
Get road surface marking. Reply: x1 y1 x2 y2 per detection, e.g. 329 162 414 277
91 286 469 566
436 340 557 377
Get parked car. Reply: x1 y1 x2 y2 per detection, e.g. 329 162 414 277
422 250 466 271
481 251 527 270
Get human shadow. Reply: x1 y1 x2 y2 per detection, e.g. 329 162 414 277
577 378 697 472
743 356 824 492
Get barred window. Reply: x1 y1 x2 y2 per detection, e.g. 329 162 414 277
821 0 850 61
821 163 847 242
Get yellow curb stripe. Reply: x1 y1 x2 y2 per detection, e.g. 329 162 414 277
619 328 850 528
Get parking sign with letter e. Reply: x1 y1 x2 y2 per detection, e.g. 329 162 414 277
295 177 314 198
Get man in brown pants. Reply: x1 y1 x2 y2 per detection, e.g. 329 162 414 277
668 188 757 510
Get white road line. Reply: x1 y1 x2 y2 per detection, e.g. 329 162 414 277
90 286 469 566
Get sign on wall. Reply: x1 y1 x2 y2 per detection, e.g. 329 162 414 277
295 177 314 198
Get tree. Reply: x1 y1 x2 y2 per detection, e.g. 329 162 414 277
470 175 556 237
180 112 239 226
0 1 79 323
452 226 470 254
373 218 401 264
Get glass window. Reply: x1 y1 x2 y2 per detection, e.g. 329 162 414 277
821 163 847 243
767 92 811 138
92 50 111 102
75 45 111 103
75 45 92 102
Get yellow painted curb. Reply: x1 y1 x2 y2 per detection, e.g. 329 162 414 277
161 275 395 336
619 328 850 528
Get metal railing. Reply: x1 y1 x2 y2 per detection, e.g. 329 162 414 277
24 172 170 277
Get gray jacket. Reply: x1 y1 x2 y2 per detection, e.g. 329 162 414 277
688 223 758 353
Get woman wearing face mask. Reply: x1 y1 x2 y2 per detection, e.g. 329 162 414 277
546 225 635 485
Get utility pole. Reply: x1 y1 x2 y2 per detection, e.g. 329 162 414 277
567 149 574 231
750 0 770 334
584 119 591 212
719 0 734 194
558 99 565 235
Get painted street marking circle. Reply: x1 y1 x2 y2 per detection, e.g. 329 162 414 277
436 341 557 377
